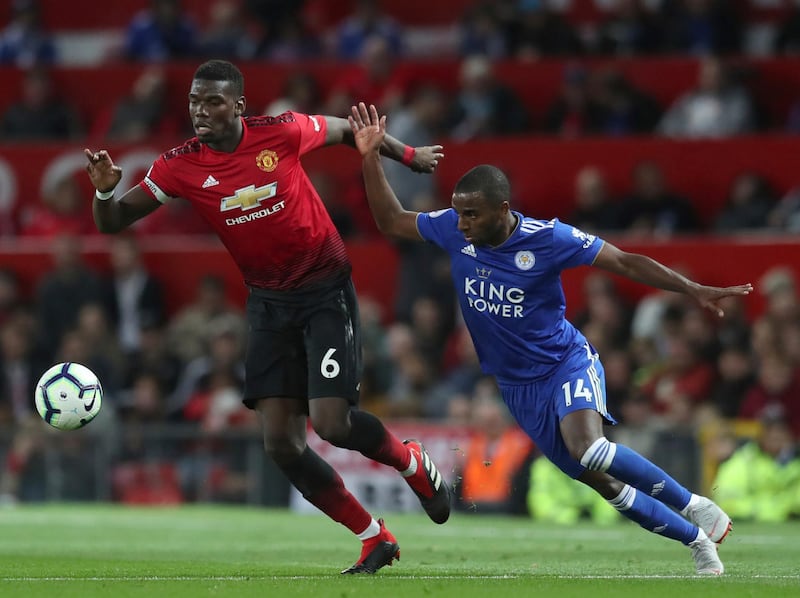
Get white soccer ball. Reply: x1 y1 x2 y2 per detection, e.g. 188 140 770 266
35 362 103 431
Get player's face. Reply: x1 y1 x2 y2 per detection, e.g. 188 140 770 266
188 79 245 146
452 191 510 247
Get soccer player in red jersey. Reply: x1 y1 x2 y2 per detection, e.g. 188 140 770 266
84 60 450 574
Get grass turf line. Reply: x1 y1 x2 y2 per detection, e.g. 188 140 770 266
0 504 797 598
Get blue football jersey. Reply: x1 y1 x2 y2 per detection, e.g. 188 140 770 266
416 209 605 385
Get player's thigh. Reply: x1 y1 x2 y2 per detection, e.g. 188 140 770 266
502 382 585 479
305 280 362 403
254 397 308 455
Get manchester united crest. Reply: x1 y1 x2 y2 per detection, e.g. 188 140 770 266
256 149 279 172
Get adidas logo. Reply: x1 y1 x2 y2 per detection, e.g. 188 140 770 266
461 244 476 257
421 449 442 491
202 175 219 188
651 480 666 496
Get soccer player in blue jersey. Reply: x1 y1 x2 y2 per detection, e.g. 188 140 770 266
350 103 754 575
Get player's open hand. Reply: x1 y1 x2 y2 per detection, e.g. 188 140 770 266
349 102 384 157
84 149 122 193
692 283 754 318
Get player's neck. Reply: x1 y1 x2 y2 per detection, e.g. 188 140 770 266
489 213 518 248
207 119 244 153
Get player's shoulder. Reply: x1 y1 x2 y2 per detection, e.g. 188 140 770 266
518 215 556 236
244 113 298 129
160 138 202 162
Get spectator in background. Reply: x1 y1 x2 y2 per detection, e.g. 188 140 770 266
306 171 359 240
124 0 198 61
92 67 180 143
103 234 166 356
618 161 699 237
658 56 755 139
166 274 246 366
638 332 716 426
445 54 530 141
34 234 106 362
591 68 662 136
18 172 95 238
264 72 322 116
709 338 755 419
594 0 664 56
334 0 403 61
383 84 447 212
774 5 800 55
262 12 322 62
767 185 800 234
712 407 800 522
169 316 248 422
0 67 82 140
543 64 604 138
119 318 182 400
198 0 258 61
325 35 409 116
739 351 800 441
455 396 536 515
0 270 24 328
0 0 55 67
567 166 622 234
458 2 509 59
660 0 742 56
713 172 776 234
505 0 584 59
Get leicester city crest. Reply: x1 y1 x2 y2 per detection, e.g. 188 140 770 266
514 250 535 270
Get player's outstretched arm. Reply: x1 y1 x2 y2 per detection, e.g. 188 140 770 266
592 241 753 317
349 103 424 241
84 149 160 233
325 113 443 174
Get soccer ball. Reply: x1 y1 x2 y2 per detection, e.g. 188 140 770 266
35 362 103 431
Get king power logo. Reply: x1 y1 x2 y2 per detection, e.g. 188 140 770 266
463 277 525 319
221 182 284 226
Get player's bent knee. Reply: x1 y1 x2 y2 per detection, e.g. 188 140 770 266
263 436 306 465
310 419 351 447
578 437 616 472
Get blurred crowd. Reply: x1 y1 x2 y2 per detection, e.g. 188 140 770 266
1 0 799 518
0 228 799 515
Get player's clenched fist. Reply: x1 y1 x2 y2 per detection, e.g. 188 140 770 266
84 148 122 193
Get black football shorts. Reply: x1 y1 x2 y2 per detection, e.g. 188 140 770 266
242 277 363 409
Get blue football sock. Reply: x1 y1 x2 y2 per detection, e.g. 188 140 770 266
609 484 698 545
581 437 692 510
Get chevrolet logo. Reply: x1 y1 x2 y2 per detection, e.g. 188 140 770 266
220 182 278 212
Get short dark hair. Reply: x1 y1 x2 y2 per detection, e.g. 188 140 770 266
193 60 244 97
454 164 510 206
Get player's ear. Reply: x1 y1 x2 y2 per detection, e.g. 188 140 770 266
235 97 246 116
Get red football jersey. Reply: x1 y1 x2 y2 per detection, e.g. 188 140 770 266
139 112 350 290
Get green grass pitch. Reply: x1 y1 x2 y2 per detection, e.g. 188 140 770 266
0 504 798 597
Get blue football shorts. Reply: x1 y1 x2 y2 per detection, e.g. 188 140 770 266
500 342 617 479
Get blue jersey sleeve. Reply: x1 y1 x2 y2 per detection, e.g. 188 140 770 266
551 219 605 270
416 208 458 249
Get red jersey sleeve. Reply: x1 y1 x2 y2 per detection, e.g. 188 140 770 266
287 111 328 156
139 154 182 203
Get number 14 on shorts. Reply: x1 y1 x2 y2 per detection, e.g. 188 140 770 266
561 378 593 407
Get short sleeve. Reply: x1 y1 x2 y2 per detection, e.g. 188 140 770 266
551 219 605 270
416 208 457 249
139 157 180 204
288 111 328 156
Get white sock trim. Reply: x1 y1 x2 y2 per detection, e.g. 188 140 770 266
400 450 418 478
356 518 380 541
608 484 636 511
580 437 616 472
